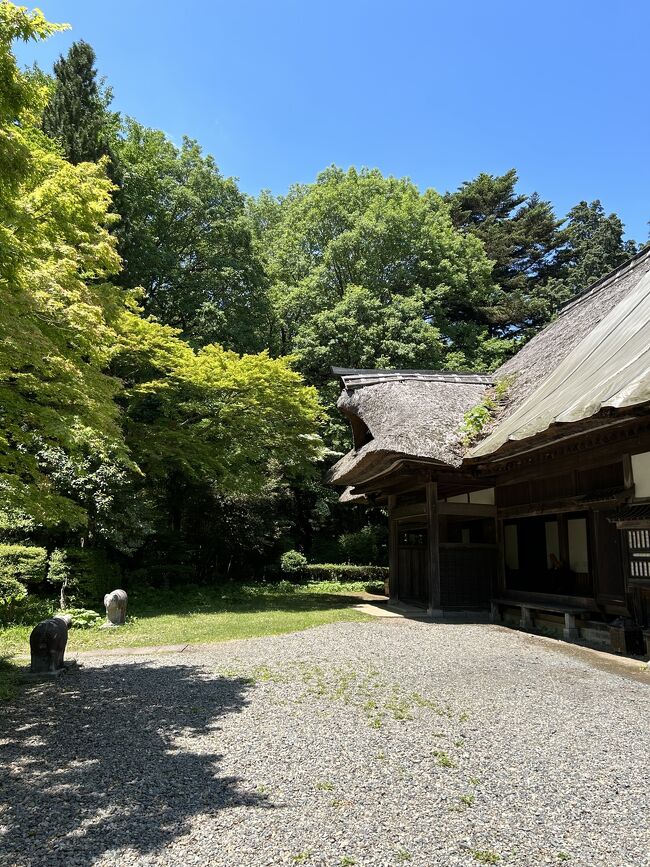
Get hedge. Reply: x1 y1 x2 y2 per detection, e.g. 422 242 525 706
303 564 389 584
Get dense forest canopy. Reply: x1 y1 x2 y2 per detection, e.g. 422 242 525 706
0 2 643 602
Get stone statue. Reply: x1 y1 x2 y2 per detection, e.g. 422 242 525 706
103 589 128 626
30 614 72 673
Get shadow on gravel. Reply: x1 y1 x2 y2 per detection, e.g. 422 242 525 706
0 661 267 864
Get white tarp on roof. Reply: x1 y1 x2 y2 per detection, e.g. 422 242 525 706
470 269 650 458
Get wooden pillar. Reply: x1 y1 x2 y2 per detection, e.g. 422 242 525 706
426 481 442 616
387 495 398 602
563 612 579 642
495 518 507 595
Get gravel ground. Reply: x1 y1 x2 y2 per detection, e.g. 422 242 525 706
0 620 648 867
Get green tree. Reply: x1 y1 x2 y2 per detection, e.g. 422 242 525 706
109 308 323 576
114 120 270 354
0 4 134 536
256 165 510 383
41 39 116 166
547 200 638 302
1 5 323 571
445 169 563 332
112 309 323 495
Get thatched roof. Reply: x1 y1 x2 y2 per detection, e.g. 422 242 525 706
330 247 650 490
470 252 650 458
488 246 650 431
328 371 492 486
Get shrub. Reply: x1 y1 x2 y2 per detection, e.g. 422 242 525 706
0 545 48 624
0 575 28 625
304 564 389 585
0 544 48 587
280 550 308 574
56 607 103 629
48 547 120 608
338 526 386 565
2 594 54 626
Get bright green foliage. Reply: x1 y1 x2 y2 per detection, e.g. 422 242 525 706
113 310 323 495
0 6 322 567
56 606 103 628
106 310 323 578
280 549 308 573
459 376 512 446
0 4 136 533
0 543 47 622
42 40 117 166
293 285 445 381
114 120 270 353
255 166 511 380
0 544 48 586
446 169 563 333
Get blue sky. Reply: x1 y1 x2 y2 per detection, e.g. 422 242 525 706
15 0 650 240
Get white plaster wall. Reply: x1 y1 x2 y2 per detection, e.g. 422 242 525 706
631 451 650 498
469 488 495 505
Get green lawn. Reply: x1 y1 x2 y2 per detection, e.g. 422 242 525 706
0 581 376 659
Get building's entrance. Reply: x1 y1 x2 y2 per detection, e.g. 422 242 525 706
396 523 428 606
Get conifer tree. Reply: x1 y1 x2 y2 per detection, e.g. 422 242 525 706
445 169 563 333
42 39 113 165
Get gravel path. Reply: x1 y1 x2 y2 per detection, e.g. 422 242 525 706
1 620 648 867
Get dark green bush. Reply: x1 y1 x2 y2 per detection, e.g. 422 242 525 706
337 526 386 565
304 564 389 584
48 547 120 608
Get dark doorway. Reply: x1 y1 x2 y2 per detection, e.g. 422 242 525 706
397 524 429 606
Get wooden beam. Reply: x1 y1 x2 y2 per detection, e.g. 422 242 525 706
426 481 442 615
387 495 398 602
438 502 496 517
392 503 427 519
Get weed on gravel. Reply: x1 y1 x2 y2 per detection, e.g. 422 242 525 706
231 660 454 731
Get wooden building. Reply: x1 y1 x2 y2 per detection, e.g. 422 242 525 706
329 248 650 654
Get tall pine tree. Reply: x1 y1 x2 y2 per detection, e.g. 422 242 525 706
42 40 114 166
445 169 563 334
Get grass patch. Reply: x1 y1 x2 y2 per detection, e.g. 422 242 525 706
432 749 457 768
471 850 500 864
0 582 372 657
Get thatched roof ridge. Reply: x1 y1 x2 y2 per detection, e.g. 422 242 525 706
328 376 489 485
332 368 493 390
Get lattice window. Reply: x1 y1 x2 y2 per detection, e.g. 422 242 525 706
627 528 650 579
